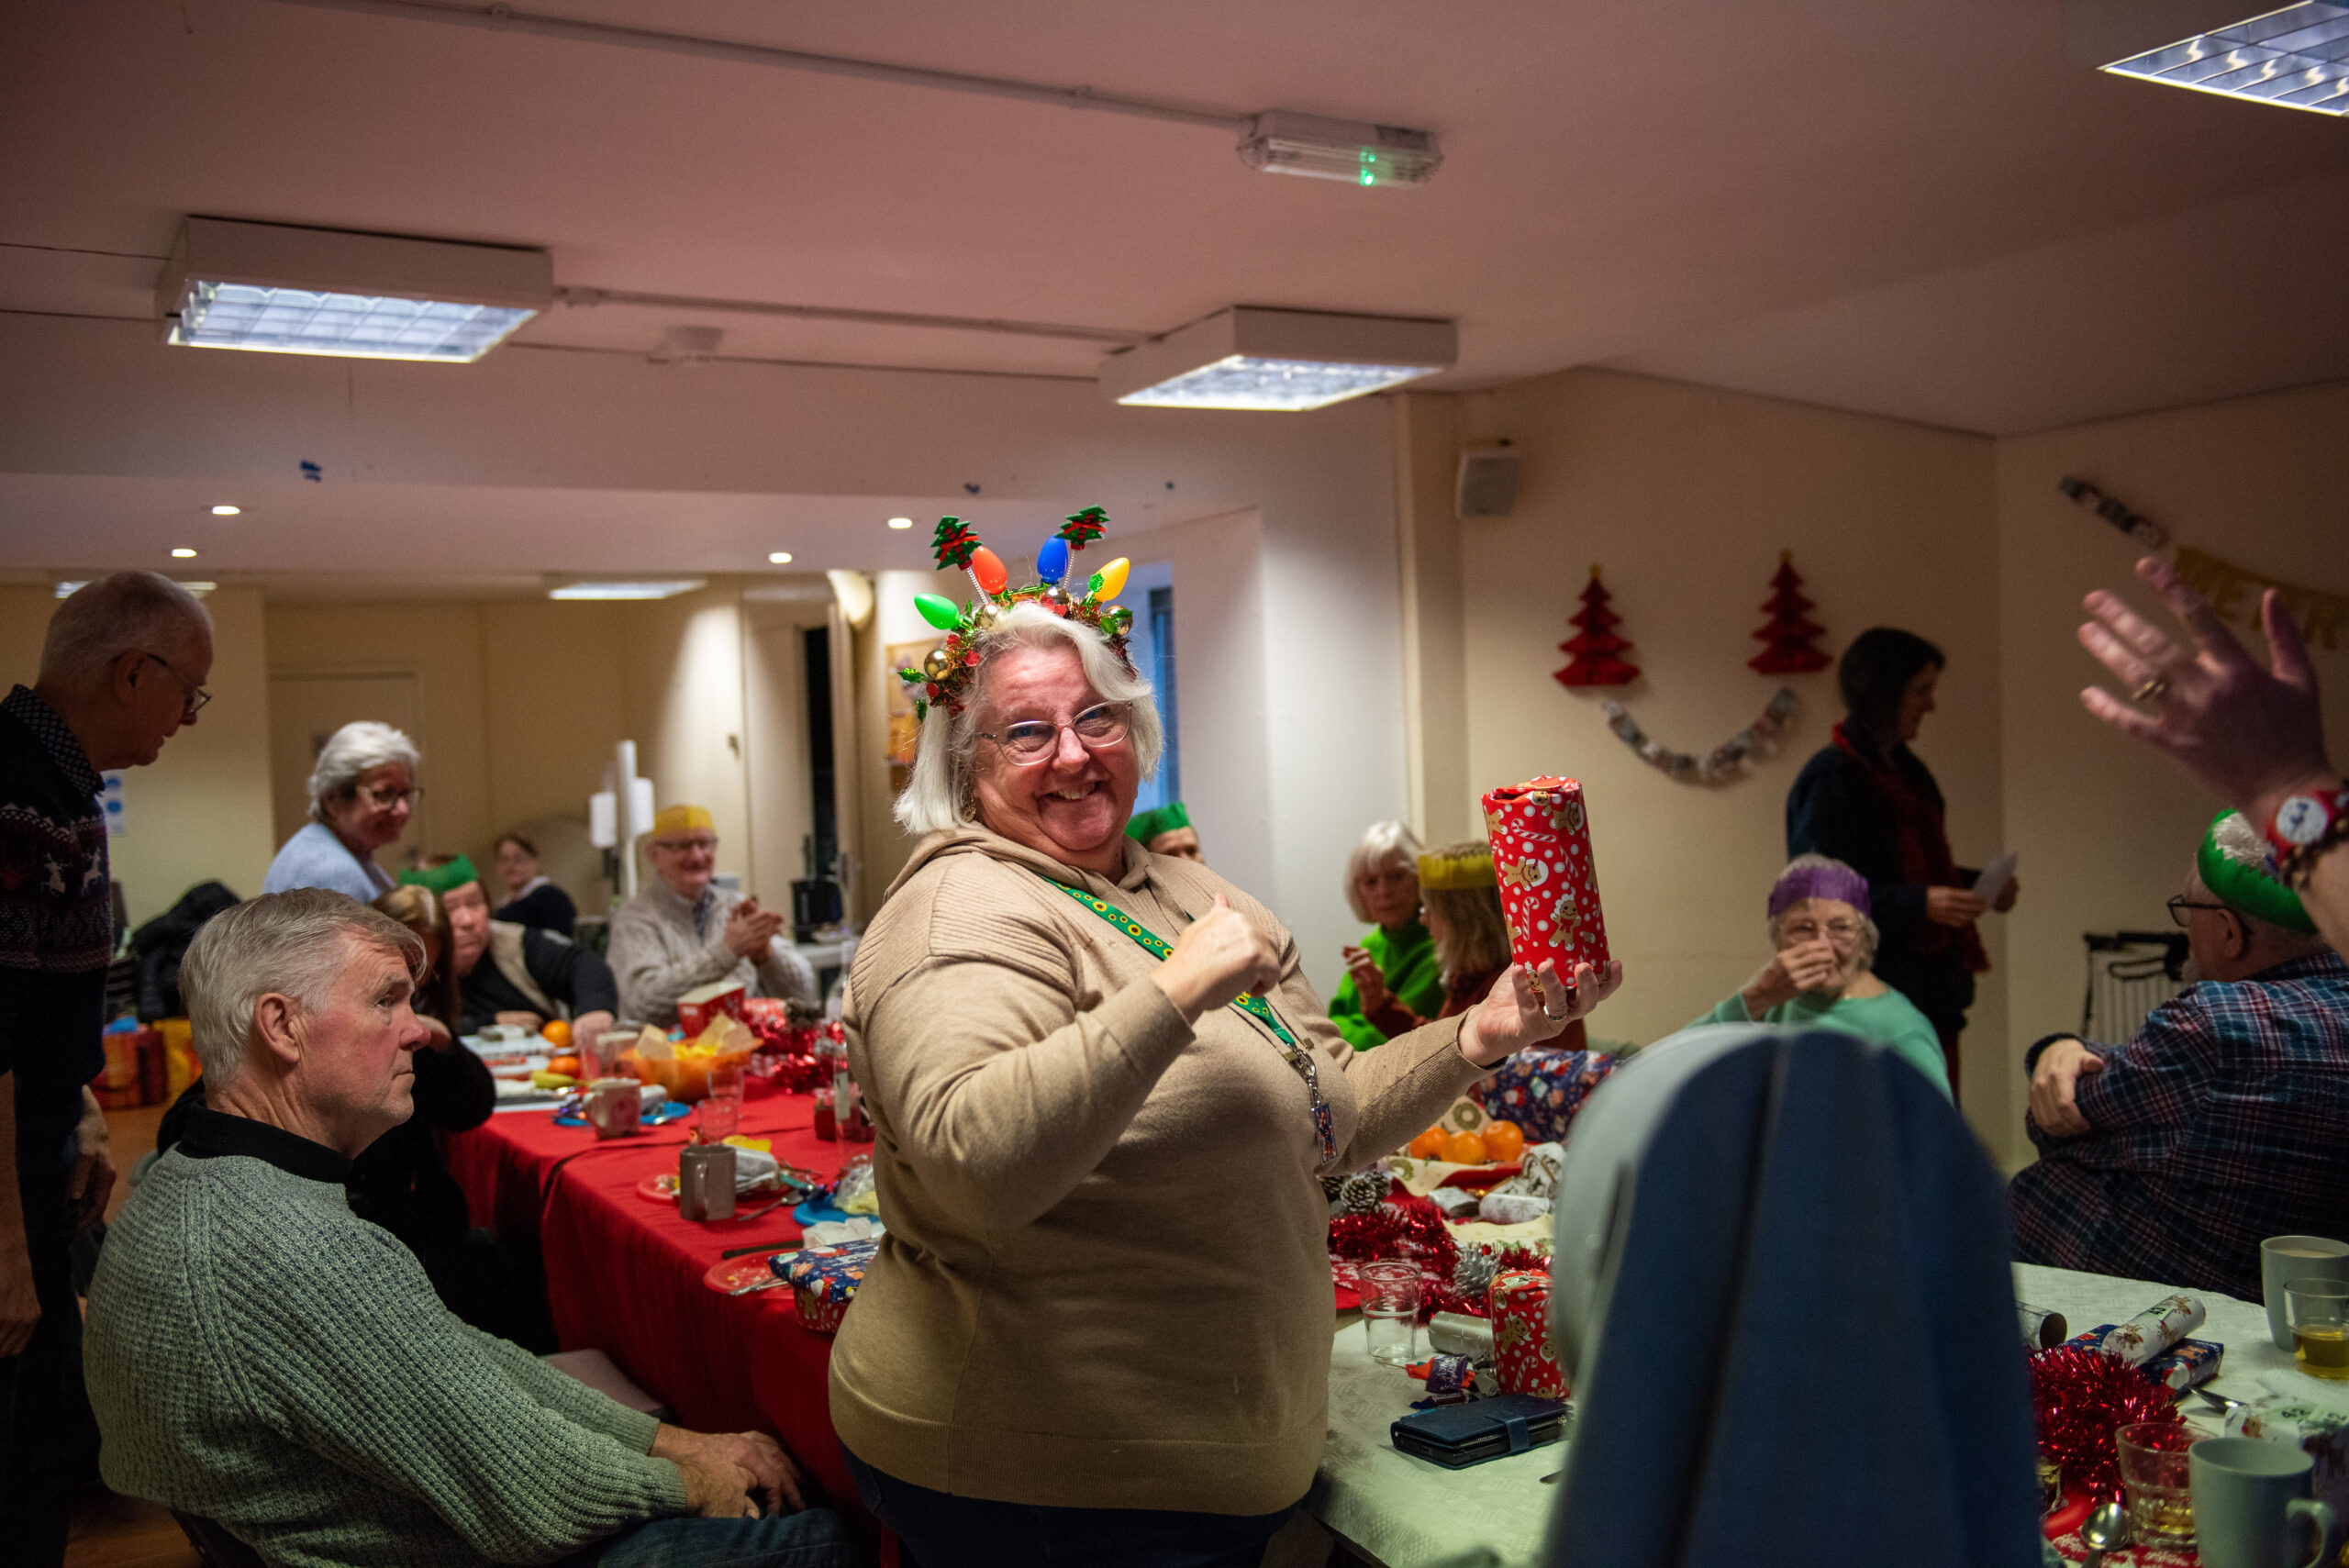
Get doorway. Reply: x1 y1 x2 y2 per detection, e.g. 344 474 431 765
266 671 428 865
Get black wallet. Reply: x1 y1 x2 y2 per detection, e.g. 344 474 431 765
1390 1393 1571 1469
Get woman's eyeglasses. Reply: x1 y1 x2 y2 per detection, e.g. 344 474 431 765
980 702 1131 763
1781 919 1864 944
356 784 425 810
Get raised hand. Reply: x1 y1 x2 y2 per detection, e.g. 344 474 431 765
1152 895 1284 1023
1742 939 1839 1014
1341 944 1390 1013
1461 957 1624 1068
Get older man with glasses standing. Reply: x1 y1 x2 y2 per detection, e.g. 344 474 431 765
608 806 817 1028
1 571 211 1566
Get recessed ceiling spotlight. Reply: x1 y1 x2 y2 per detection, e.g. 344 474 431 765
547 579 706 601
1102 307 1456 411
157 217 551 362
887 517 915 529
768 551 795 564
171 547 199 558
2071 0 2349 116
210 504 241 516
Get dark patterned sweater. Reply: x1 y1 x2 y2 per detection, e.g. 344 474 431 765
0 684 108 1185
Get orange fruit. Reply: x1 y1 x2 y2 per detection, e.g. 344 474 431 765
1442 1130 1487 1165
540 1018 573 1048
1408 1127 1447 1159
548 1054 582 1079
1481 1120 1526 1162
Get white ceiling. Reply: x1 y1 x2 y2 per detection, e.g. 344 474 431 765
3 0 2344 444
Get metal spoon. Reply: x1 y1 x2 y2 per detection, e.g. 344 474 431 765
2079 1499 2131 1568
2196 1386 2246 1416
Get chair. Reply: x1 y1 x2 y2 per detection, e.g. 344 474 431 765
172 1510 267 1568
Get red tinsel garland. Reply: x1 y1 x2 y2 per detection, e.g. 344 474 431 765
1329 1196 1554 1322
2028 1346 2181 1502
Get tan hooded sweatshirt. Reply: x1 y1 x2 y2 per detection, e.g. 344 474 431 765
829 824 1493 1515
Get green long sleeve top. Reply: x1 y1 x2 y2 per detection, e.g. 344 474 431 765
1688 985 1953 1100
83 1113 689 1567
1327 918 1447 1051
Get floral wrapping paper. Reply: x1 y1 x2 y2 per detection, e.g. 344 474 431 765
2053 1325 2223 1394
2099 1293 2204 1366
2227 1392 2349 1528
1482 778 1609 984
1488 1268 1567 1399
1476 1048 1620 1145
781 1238 879 1333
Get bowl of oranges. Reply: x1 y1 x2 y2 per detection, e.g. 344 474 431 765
1407 1118 1526 1173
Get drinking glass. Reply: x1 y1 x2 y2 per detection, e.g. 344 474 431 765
2117 1421 2199 1545
2288 1280 2349 1380
1359 1261 1421 1367
701 1059 744 1140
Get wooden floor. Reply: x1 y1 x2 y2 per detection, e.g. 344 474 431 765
66 1102 201 1568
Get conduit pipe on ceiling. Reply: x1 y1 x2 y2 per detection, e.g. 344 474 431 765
552 286 1143 346
259 0 1253 134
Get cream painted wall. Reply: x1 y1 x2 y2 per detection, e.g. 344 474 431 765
0 584 276 925
1994 381 2349 1159
1446 370 2014 1140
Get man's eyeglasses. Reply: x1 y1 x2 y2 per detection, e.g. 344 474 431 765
134 651 211 718
652 835 718 854
2166 895 2229 928
1781 919 1864 944
979 702 1132 763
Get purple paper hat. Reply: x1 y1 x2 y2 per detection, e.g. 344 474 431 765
1767 860 1871 917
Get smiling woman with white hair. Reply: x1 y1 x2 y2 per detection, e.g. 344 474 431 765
1326 820 1447 1051
261 719 423 902
833 517 1623 1567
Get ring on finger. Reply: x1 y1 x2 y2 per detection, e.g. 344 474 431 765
2132 674 2171 703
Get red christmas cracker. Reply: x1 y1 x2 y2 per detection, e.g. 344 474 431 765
1488 1267 1567 1398
1482 777 1609 978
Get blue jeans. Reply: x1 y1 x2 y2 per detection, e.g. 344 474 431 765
844 1447 1299 1568
590 1506 865 1567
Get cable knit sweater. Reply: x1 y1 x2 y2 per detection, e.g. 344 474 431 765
83 1116 687 1567
829 826 1495 1516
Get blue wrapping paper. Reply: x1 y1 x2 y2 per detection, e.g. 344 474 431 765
780 1238 879 1302
1478 1047 1619 1145
2054 1324 2224 1394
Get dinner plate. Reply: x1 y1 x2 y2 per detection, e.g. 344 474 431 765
702 1252 795 1296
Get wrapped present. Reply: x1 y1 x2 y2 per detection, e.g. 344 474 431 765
1477 1049 1619 1145
782 1238 879 1333
1488 1267 1567 1398
2228 1390 2349 1528
1482 777 1609 988
677 980 748 1038
2054 1325 2224 1394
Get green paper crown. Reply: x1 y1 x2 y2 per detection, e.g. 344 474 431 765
1125 802 1191 845
2198 812 2315 934
396 854 480 896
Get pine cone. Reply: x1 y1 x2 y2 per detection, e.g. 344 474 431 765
1453 1245 1501 1296
1336 1171 1387 1216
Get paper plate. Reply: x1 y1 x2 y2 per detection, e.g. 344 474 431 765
702 1251 796 1296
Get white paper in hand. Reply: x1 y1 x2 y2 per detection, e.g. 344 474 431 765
1972 851 2019 910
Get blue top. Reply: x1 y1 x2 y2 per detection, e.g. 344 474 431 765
1688 984 1951 1099
262 820 393 903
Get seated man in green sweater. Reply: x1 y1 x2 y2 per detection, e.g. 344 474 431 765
1687 854 1952 1099
83 889 861 1568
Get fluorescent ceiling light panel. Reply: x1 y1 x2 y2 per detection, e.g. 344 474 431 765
53 582 86 599
2104 3 2349 113
1237 112 1442 187
1102 307 1456 411
157 217 551 361
548 580 706 600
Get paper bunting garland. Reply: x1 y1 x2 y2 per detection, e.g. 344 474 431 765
1601 687 1798 784
2059 477 2343 651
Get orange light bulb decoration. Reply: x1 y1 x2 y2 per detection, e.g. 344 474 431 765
969 547 1008 597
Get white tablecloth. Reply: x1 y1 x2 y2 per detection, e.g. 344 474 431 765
1308 1265 2293 1568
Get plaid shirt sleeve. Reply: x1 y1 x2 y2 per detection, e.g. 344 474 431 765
2025 990 2218 1158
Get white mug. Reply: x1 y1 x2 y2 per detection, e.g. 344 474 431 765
2190 1438 2343 1568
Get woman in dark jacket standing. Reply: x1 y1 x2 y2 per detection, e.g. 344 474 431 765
1785 628 2016 1099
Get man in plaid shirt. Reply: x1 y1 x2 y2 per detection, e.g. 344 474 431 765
2010 812 2347 1302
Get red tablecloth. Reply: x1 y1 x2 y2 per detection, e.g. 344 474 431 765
445 1092 881 1549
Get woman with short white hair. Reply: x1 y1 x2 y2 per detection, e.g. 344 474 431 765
261 720 423 902
837 521 1623 1567
1328 821 1447 1051
1687 852 1951 1098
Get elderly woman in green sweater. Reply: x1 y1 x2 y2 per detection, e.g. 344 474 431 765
83 890 858 1568
837 563 1622 1565
1327 819 1447 1051
1687 853 1951 1099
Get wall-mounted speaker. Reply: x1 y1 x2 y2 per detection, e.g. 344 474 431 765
1455 441 1518 518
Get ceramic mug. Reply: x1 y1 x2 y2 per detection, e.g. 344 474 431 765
585 1077 641 1140
2262 1236 2349 1351
2189 1438 2343 1568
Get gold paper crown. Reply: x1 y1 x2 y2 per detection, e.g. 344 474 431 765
895 508 1134 719
1418 845 1496 892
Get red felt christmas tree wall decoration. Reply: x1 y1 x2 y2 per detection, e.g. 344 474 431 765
1749 551 1831 674
1555 566 1640 688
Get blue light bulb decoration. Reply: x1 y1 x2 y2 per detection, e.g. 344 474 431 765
1036 537 1071 585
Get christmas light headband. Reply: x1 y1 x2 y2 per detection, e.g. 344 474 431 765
896 507 1135 721
1417 845 1496 892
